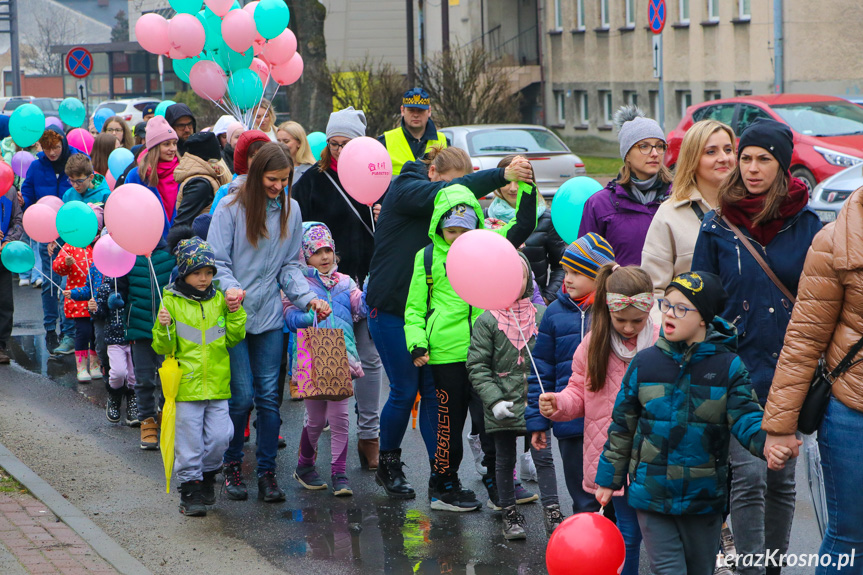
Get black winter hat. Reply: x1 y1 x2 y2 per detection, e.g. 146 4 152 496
737 117 794 174
184 131 222 162
666 271 727 323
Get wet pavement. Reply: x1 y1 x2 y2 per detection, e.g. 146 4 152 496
5 283 824 574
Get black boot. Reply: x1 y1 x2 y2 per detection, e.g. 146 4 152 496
105 386 123 423
257 471 285 502
124 388 139 427
375 449 415 499
179 481 207 517
201 469 218 505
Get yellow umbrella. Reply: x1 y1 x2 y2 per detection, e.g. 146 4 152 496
158 356 182 493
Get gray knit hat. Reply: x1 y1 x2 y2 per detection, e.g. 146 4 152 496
614 105 666 160
326 106 367 140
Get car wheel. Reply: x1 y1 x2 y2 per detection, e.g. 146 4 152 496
791 167 816 196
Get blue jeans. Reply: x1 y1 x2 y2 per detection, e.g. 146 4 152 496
368 309 437 459
558 436 604 514
38 242 73 336
24 233 41 282
614 492 643 575
818 396 863 574
224 329 283 475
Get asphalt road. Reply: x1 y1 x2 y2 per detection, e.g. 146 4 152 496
0 283 825 574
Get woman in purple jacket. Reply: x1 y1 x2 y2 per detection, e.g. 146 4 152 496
578 106 671 266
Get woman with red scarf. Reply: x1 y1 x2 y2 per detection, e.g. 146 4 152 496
125 116 180 238
692 117 821 575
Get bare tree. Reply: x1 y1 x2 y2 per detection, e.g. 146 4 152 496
283 0 332 132
330 57 407 138
417 46 522 127
22 13 78 75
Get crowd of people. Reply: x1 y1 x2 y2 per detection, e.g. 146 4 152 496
0 86 859 575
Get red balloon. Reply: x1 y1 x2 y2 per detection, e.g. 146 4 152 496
0 161 13 194
546 512 626 575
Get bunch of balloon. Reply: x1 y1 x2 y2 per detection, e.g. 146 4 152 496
137 0 303 128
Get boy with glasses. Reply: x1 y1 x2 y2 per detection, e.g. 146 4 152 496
63 155 110 204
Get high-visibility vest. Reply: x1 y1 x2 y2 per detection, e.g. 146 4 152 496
383 127 448 176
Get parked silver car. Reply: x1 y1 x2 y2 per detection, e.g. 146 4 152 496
439 124 586 197
809 163 863 224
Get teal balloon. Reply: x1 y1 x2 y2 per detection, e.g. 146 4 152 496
155 100 176 117
9 104 45 148
170 0 202 14
217 41 253 73
254 0 290 40
550 176 605 244
0 241 35 274
197 8 223 51
307 132 326 161
56 201 98 249
227 68 263 110
58 98 86 128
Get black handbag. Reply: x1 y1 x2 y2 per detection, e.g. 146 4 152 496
798 335 863 435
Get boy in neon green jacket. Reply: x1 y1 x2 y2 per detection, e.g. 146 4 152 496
153 237 246 517
404 182 537 513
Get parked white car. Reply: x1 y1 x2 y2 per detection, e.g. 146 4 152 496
809 163 863 224
94 98 159 125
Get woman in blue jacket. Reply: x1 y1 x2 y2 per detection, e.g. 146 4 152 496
692 118 821 575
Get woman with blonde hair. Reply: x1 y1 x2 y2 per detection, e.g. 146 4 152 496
641 119 736 309
277 121 316 183
253 98 277 141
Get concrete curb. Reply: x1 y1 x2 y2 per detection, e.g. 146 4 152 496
0 442 152 575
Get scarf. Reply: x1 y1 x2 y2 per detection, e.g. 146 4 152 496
173 277 216 301
330 158 339 173
490 298 538 364
572 291 594 309
486 194 547 223
721 176 809 246
628 173 664 205
610 316 655 362
314 263 340 290
154 157 180 223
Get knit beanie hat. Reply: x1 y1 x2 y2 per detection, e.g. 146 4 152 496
614 105 666 161
145 116 177 150
184 131 222 162
88 204 104 233
666 271 728 323
561 233 615 279
225 122 245 144
174 237 217 279
326 107 367 140
737 117 794 174
302 222 335 262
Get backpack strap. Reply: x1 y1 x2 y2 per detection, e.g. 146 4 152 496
423 244 434 318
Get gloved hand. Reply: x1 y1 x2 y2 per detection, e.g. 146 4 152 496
107 293 125 310
492 401 515 420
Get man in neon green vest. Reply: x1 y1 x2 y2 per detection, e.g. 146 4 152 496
378 88 449 176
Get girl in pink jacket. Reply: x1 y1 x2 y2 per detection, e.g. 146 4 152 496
539 264 659 575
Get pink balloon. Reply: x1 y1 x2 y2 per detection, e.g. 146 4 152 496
67 128 94 155
106 171 116 191
22 204 59 243
221 9 256 53
189 60 228 101
92 234 137 278
104 184 165 256
263 29 297 66
337 136 391 205
447 229 524 310
135 13 170 55
204 0 233 16
270 52 303 86
169 13 206 58
250 58 269 85
253 39 265 56
36 196 64 212
242 2 265 44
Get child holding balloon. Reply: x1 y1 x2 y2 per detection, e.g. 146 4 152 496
54 230 99 382
539 263 658 575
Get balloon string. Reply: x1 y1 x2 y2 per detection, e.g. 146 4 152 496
147 255 170 341
34 269 64 293
509 307 545 395
368 205 376 234
252 74 271 132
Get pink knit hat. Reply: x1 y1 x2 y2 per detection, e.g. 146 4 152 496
145 116 178 150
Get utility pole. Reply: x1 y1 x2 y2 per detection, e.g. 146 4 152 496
406 0 415 85
441 0 449 53
0 0 22 96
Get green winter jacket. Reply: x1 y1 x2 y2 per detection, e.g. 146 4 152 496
121 248 176 341
404 183 538 364
151 285 247 402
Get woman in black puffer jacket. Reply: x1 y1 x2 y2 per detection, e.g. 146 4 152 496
485 155 567 303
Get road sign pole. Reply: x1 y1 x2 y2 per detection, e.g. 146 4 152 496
658 33 664 131
648 0 666 129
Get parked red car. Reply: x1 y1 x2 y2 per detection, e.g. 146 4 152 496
666 95 863 191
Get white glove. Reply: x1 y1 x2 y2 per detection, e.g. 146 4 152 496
492 401 515 420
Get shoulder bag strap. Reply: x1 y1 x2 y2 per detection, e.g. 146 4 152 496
721 215 796 305
830 334 863 380
690 202 705 222
323 171 374 237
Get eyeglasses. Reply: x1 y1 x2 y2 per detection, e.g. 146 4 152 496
328 141 349 151
635 142 668 155
69 176 92 185
174 121 194 130
106 127 124 134
657 298 698 318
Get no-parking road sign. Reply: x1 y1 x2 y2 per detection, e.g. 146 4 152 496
65 47 93 79
649 0 666 34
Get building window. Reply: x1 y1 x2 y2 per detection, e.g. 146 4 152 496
707 0 719 21
624 90 638 107
738 0 750 20
576 0 586 30
625 0 635 26
578 92 589 125
555 91 566 125
600 0 610 29
554 0 563 30
649 90 659 119
601 91 613 125
679 0 690 23
704 90 722 101
678 90 693 119
735 88 753 96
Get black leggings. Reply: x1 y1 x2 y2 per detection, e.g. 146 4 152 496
74 317 94 352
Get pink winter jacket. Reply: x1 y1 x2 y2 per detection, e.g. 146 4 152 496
548 324 660 495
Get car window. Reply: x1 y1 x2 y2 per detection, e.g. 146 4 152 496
465 128 570 156
99 103 127 113
736 105 772 134
133 101 158 112
33 98 58 112
4 99 27 112
772 101 863 137
692 104 735 125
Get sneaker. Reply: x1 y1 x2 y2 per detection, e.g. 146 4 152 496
0 344 9 365
514 482 538 504
331 473 353 497
179 481 207 517
502 505 527 540
257 471 285 502
543 503 565 536
53 335 75 356
293 466 328 490
467 433 487 476
105 389 122 423
18 278 30 287
124 390 139 427
223 461 248 500
518 451 538 483
139 417 159 450
430 478 481 512
33 278 42 289
201 469 218 505
482 474 501 511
